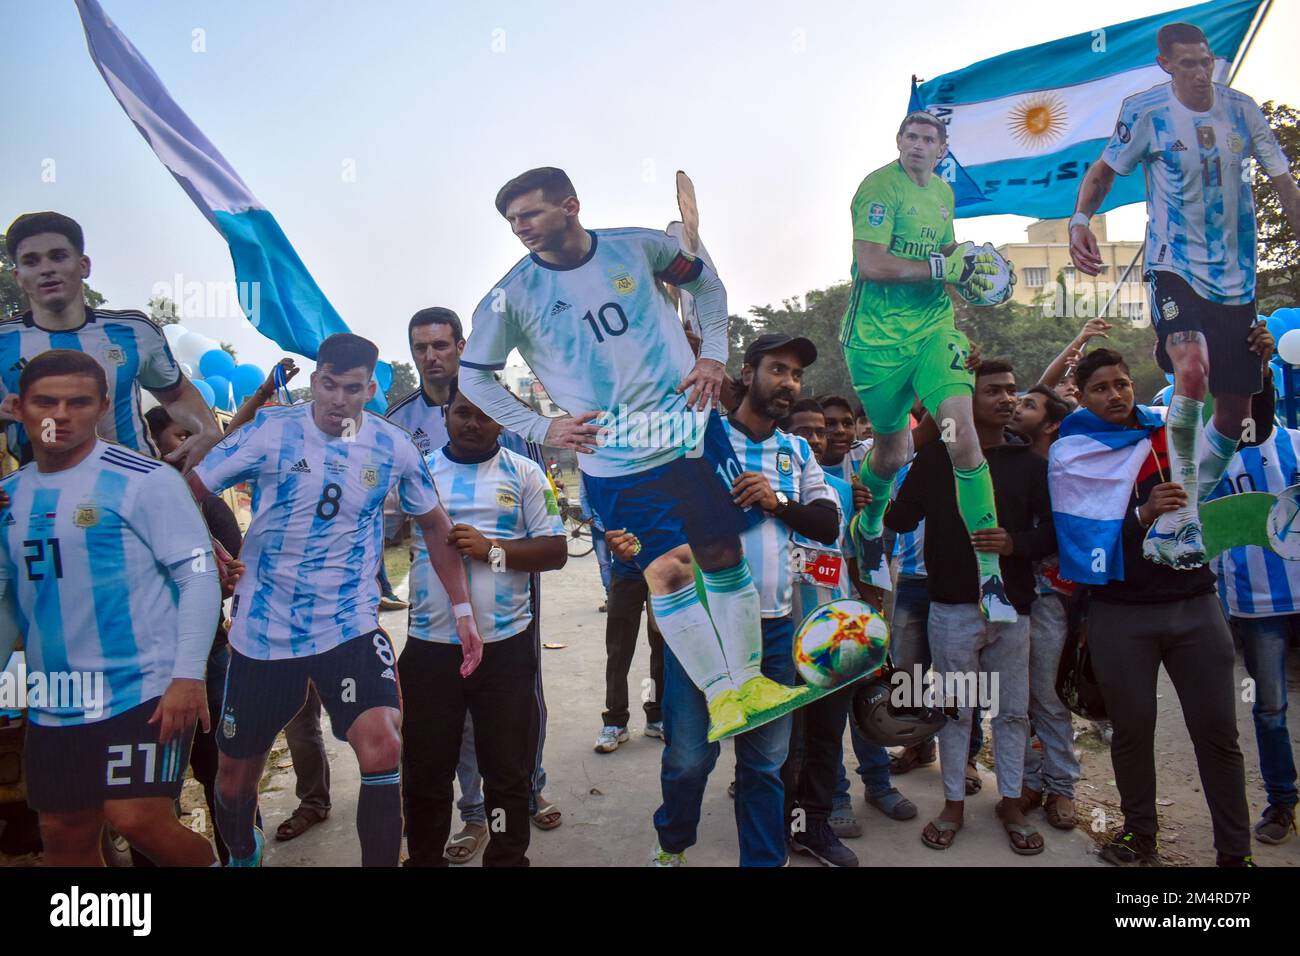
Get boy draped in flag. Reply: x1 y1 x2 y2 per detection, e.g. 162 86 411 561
460 167 795 742
840 112 1014 622
1070 20 1298 569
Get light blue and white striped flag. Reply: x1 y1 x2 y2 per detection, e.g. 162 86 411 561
73 0 390 409
915 0 1266 218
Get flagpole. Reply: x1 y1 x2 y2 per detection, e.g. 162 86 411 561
1228 0 1272 85
1099 242 1146 321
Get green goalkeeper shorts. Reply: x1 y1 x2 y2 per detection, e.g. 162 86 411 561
843 327 974 434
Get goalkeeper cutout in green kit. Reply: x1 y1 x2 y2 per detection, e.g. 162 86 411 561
840 111 1016 623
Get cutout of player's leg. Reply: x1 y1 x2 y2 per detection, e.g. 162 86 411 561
853 426 911 592
935 391 1016 622
216 750 270 866
346 705 404 867
645 545 748 741
104 796 218 866
1146 330 1211 568
694 536 801 721
38 809 108 867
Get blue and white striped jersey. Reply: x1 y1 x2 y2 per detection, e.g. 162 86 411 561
891 462 927 577
822 439 871 487
724 419 837 619
409 446 564 644
792 474 855 624
385 385 545 465
193 403 440 659
1102 82 1290 305
462 228 717 478
0 309 182 458
0 441 213 726
1209 427 1300 618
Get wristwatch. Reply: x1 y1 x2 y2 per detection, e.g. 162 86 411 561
487 542 506 568
772 491 790 513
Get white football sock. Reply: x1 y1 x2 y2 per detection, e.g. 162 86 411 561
700 562 764 686
649 583 733 702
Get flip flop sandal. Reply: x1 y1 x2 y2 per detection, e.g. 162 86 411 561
964 762 983 795
443 824 489 864
1044 794 1077 830
275 807 328 842
997 811 1045 856
920 818 961 850
889 744 933 775
531 797 562 830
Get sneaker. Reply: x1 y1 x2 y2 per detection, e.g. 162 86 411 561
789 820 859 867
706 689 747 742
1143 514 1206 569
1255 803 1296 845
978 575 1018 623
379 594 408 611
828 804 863 839
598 601 608 613
736 675 803 715
227 827 265 867
1216 853 1257 867
594 725 630 753
1099 830 1157 866
643 720 664 739
649 843 686 867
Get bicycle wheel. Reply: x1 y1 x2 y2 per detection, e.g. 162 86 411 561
565 511 594 557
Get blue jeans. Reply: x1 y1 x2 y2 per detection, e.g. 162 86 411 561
1231 614 1299 808
832 724 894 809
593 530 612 594
655 616 794 867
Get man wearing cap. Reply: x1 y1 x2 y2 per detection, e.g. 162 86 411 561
651 333 841 866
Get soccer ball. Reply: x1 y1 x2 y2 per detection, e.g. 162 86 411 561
1267 486 1300 561
956 242 1016 307
793 599 890 689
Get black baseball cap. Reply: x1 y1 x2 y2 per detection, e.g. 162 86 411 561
743 333 817 369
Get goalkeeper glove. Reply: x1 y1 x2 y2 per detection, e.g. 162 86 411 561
930 241 997 294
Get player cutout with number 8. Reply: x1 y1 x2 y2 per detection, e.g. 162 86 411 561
186 333 482 868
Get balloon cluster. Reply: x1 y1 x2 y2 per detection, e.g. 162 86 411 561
163 324 265 411
1266 308 1300 399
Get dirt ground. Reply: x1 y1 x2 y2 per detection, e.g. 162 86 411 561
3 548 1298 867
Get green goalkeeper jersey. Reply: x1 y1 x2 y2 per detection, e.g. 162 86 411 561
841 161 956 350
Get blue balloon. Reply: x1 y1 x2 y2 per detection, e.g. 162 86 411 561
199 348 237 381
192 379 216 407
231 364 265 400
205 374 232 410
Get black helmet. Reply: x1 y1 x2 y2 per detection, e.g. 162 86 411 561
851 671 947 748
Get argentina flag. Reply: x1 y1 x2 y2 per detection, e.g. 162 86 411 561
73 0 391 408
914 0 1266 219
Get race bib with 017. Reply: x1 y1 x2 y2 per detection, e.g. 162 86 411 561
791 547 843 588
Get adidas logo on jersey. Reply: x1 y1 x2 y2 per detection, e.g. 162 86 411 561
550 300 572 316
290 458 312 473
381 667 396 681
906 206 918 215
8 358 27 374
1170 140 1188 151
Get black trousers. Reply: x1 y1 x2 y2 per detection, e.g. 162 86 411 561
781 683 854 830
603 573 665 727
400 625 537 866
1088 593 1251 857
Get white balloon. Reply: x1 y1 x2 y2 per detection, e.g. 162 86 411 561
179 362 194 379
162 323 188 347
175 332 217 364
1279 329 1300 367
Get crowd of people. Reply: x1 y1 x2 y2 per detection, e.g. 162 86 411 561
0 19 1298 870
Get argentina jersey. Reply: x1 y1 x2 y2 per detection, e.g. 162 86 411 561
409 446 563 644
724 418 837 618
1102 82 1290 304
193 403 440 659
463 228 716 478
0 310 182 457
891 462 927 577
824 439 871 487
385 388 447 458
0 441 213 726
1209 427 1300 617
